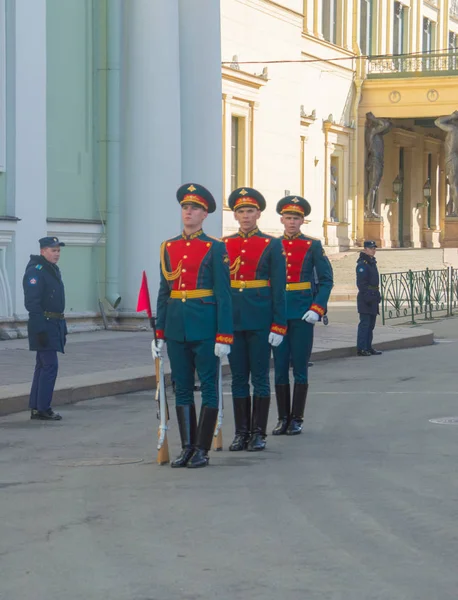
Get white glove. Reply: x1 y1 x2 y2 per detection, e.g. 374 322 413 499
151 339 164 359
214 343 231 358
302 310 320 324
268 332 284 347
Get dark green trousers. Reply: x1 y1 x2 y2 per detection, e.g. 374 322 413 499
167 339 218 408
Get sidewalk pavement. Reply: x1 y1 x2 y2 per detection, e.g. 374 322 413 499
0 321 434 416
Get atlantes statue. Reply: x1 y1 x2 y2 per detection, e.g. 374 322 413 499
364 112 392 218
435 111 458 218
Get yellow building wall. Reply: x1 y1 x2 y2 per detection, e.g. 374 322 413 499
221 0 458 248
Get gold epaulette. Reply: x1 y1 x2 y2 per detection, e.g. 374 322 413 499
229 256 241 276
160 241 182 281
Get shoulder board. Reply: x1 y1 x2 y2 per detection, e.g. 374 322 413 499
35 264 43 270
205 235 221 242
304 235 321 241
163 235 181 245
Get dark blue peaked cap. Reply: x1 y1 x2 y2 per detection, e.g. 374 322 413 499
39 237 65 248
176 183 216 213
276 195 311 217
364 240 377 248
228 187 266 212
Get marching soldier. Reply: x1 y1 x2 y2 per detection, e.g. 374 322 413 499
153 184 233 469
272 196 333 435
223 187 287 452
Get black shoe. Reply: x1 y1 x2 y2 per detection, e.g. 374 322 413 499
369 348 383 355
171 405 197 468
33 409 62 421
247 396 270 451
171 447 194 468
30 409 39 420
186 448 209 468
229 397 251 451
357 350 372 357
272 384 290 436
286 383 308 436
187 407 218 469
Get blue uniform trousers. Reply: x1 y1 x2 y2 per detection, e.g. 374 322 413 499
29 350 59 411
166 339 218 409
273 319 314 385
357 313 377 351
228 329 271 398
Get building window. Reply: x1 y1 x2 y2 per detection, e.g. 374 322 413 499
322 0 338 45
230 115 247 192
300 136 305 198
393 2 406 55
360 0 373 56
222 101 251 204
449 31 457 70
231 116 239 191
422 18 436 71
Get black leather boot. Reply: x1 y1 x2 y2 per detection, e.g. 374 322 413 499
272 384 290 435
247 396 270 451
171 405 197 468
229 397 251 451
187 407 219 468
286 383 309 435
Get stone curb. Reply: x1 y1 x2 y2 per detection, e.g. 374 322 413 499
0 329 434 417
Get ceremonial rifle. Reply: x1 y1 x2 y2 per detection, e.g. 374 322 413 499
213 358 223 451
136 271 170 465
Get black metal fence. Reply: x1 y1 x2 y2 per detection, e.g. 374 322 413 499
380 267 458 325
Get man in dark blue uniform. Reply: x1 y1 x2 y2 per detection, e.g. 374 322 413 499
23 237 67 421
223 187 287 452
356 240 382 357
272 196 334 435
154 183 233 469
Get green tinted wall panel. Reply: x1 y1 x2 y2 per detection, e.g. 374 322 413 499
46 0 95 219
94 0 108 217
0 174 6 215
59 245 105 314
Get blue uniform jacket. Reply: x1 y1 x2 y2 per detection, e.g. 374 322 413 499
282 234 334 320
356 252 380 315
156 230 233 344
223 228 287 333
23 255 67 352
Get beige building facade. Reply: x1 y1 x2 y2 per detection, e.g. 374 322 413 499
220 0 458 250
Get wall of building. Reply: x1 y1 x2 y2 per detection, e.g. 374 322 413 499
359 0 458 248
45 0 105 315
220 0 356 249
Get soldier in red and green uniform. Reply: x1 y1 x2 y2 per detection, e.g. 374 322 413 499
272 196 333 435
154 184 233 469
223 187 287 452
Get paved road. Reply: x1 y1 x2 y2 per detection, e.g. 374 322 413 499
1 318 458 599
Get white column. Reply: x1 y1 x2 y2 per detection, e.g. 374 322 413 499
121 0 182 311
13 0 47 317
178 0 223 237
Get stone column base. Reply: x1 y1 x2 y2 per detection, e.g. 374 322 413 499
364 218 385 247
443 218 458 248
422 228 441 248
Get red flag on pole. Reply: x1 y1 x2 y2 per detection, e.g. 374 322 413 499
136 270 152 318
